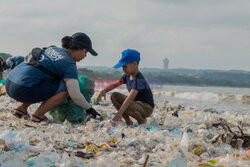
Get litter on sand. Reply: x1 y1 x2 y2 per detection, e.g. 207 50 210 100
0 89 249 166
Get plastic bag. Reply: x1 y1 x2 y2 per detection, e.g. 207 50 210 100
49 76 94 124
0 152 27 167
166 149 188 167
0 81 6 96
0 78 5 85
180 132 189 153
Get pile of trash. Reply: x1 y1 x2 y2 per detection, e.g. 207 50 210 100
0 90 249 167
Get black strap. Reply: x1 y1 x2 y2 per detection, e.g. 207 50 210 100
33 64 61 79
26 46 61 79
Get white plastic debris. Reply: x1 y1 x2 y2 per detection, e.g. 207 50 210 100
0 89 249 166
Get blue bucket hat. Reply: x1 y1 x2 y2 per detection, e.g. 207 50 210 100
113 49 140 68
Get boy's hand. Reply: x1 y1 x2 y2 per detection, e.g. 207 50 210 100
110 119 122 127
96 90 106 102
112 112 122 122
110 120 118 127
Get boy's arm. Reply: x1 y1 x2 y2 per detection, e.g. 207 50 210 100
112 89 138 122
97 79 123 102
104 79 123 93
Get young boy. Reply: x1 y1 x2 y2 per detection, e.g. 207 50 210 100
97 49 154 125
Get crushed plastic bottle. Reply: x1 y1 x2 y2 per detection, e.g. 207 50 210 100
165 149 188 167
0 151 27 167
26 157 56 167
180 132 189 153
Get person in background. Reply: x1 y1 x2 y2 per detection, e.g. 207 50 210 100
97 49 154 125
0 56 24 78
0 57 4 79
5 32 100 122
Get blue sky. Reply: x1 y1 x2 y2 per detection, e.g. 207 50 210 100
0 0 249 70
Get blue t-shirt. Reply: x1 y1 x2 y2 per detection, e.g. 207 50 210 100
7 46 78 87
121 71 154 108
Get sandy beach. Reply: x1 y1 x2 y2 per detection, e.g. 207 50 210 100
1 0 250 166
0 89 249 167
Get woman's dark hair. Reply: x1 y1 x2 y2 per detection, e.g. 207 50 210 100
61 36 85 50
61 32 98 56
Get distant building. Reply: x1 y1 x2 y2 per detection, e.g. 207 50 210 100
163 58 169 69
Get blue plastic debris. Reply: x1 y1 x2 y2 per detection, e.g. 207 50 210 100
99 123 104 128
170 128 183 136
65 141 74 147
14 145 24 152
133 124 139 128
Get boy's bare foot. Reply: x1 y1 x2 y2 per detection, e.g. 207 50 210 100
138 118 147 125
125 119 133 125
122 113 134 125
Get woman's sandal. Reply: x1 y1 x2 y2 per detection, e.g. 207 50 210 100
13 109 30 119
31 114 48 123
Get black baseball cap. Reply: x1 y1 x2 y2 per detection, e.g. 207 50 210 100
71 32 98 56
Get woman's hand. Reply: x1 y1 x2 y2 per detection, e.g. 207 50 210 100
86 107 101 118
96 90 106 102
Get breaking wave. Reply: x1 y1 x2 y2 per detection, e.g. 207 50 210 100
162 91 250 105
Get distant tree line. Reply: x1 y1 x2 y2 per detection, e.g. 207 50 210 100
78 68 122 80
0 53 12 60
2 52 249 88
78 68 250 88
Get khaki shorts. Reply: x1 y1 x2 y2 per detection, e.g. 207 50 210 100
111 92 153 118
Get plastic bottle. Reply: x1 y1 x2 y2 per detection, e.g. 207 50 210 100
26 157 56 167
0 152 27 167
166 149 188 167
180 132 189 153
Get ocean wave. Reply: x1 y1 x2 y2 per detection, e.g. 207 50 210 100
160 91 250 105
